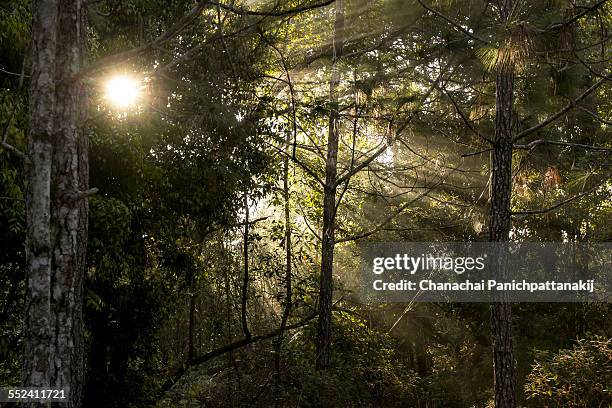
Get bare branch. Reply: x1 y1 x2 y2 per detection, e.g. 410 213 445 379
0 66 29 78
235 216 270 226
296 198 322 241
334 63 458 186
267 140 325 186
334 142 387 187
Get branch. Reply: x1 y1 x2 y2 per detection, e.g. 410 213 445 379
76 0 213 79
441 86 492 144
513 77 608 142
0 67 29 78
268 141 325 186
336 177 448 243
415 0 489 44
79 0 337 79
514 139 612 152
334 63 458 186
160 313 317 394
334 142 387 187
512 184 604 216
545 0 609 31
296 198 322 241
209 0 335 16
0 141 26 160
576 105 612 125
63 188 99 202
461 147 492 157
235 216 269 226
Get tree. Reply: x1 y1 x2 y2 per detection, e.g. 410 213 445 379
22 1 89 406
316 0 345 370
1 0 609 406
488 0 518 405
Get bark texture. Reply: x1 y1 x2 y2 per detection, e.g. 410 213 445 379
489 1 517 406
24 1 88 406
316 0 344 370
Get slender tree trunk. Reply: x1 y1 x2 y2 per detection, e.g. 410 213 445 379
241 192 251 339
188 290 196 361
489 1 517 406
24 1 88 406
274 114 293 406
316 0 344 370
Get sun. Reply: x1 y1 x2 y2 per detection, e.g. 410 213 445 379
105 76 140 108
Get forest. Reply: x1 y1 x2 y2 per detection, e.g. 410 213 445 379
0 0 611 406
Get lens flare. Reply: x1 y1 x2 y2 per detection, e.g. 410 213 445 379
105 76 140 107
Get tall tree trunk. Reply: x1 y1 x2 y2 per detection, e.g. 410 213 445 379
274 108 293 406
316 0 344 370
188 290 196 361
241 192 251 339
24 1 88 406
489 1 517 407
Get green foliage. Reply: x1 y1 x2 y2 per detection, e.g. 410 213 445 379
1 0 611 407
158 311 422 408
0 0 29 67
86 196 176 408
525 337 612 407
0 0 29 387
273 313 418 407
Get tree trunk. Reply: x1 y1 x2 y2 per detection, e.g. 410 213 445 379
274 103 294 406
241 192 251 339
24 1 88 406
489 1 517 406
316 0 344 370
188 291 196 361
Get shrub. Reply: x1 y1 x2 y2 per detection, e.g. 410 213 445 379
525 337 612 407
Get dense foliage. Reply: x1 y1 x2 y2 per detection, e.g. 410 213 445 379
1 0 610 407
525 337 612 407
